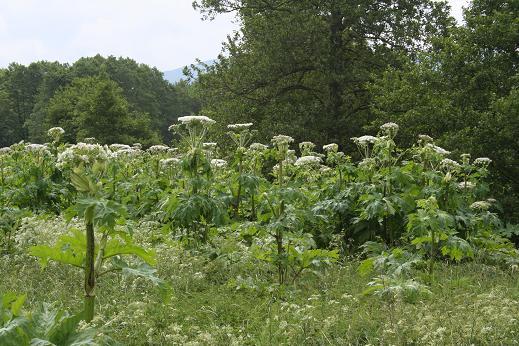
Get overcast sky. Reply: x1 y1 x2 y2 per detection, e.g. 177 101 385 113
0 0 470 71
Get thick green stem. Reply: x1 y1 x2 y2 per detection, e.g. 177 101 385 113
84 221 96 322
429 227 435 277
233 155 243 218
276 229 285 284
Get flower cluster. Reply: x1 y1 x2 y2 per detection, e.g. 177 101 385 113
470 201 491 211
351 135 377 147
177 115 215 125
0 147 12 155
271 135 294 146
474 157 492 166
440 158 461 171
323 143 338 152
56 143 109 169
47 127 65 141
211 159 227 168
295 155 322 167
25 143 51 156
380 122 399 138
147 145 170 154
227 123 253 130
249 143 268 151
426 143 451 156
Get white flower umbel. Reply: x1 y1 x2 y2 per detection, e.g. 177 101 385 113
299 141 315 155
470 201 491 211
474 157 492 166
227 123 253 130
56 142 109 169
458 181 476 189
351 135 377 146
323 143 338 152
271 135 294 146
171 115 216 150
160 158 180 167
84 137 97 144
211 159 227 168
418 134 434 144
112 148 140 158
203 142 217 149
47 127 65 141
380 122 399 138
109 144 132 152
295 155 322 167
426 143 451 156
25 143 51 156
351 135 377 158
147 145 170 154
249 143 268 151
440 158 461 171
177 115 216 125
0 147 12 155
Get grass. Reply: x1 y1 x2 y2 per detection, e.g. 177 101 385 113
2 216 519 345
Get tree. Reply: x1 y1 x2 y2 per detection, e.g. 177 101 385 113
191 0 453 145
369 0 519 221
46 76 160 145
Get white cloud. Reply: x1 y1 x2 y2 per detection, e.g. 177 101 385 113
0 0 470 70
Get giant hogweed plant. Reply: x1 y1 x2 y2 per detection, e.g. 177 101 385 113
160 116 228 245
29 141 166 322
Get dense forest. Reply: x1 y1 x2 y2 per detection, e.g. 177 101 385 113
0 55 199 146
1 0 519 344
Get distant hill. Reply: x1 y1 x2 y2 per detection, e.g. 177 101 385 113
163 59 215 84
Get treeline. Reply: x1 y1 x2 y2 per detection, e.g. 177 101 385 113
191 0 518 221
0 55 199 146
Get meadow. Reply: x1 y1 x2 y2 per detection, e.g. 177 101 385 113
1 118 518 345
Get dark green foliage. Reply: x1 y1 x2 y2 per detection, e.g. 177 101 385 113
368 0 519 221
0 55 199 146
191 0 453 146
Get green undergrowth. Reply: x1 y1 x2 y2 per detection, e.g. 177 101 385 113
2 217 519 345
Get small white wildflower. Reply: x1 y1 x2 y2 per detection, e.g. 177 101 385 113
177 115 215 125
227 123 253 130
295 155 322 167
470 201 491 211
211 159 227 168
323 143 338 152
